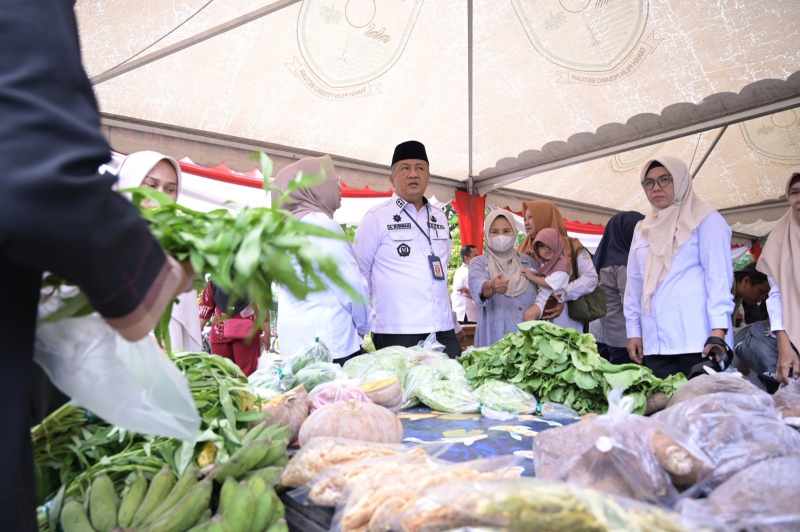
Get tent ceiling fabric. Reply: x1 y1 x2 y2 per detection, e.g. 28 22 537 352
76 0 800 227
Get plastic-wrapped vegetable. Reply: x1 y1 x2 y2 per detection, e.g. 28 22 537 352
388 477 720 532
474 381 537 414
342 353 374 379
773 378 800 421
654 391 800 492
308 380 372 412
667 371 768 407
294 361 347 392
432 358 469 384
405 332 448 364
534 388 714 506
358 355 408 388
248 363 295 394
416 380 480 413
402 364 441 410
678 456 800 531
288 337 333 375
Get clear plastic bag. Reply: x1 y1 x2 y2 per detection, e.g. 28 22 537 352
474 381 537 414
287 337 333 375
678 456 800 531
405 332 448 364
416 380 481 413
358 355 409 388
537 401 580 419
294 361 348 392
335 454 524 532
248 363 296 395
309 379 372 412
654 391 800 492
533 388 714 506
774 378 800 422
343 353 374 379
388 477 722 532
402 364 442 410
431 358 469 384
34 314 200 440
667 371 768 408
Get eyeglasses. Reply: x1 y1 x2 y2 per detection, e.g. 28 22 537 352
641 175 673 190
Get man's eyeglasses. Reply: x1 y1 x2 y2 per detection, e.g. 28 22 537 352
641 175 673 190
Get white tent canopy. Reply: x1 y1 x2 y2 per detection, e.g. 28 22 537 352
77 0 800 234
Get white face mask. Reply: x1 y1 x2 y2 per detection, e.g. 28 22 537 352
489 235 515 253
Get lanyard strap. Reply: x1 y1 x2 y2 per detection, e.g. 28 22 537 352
402 204 433 252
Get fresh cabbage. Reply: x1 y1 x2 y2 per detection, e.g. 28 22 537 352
358 356 409 388
416 380 480 413
343 353 374 379
474 380 537 414
433 359 469 384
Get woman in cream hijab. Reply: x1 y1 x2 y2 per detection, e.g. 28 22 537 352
623 157 734 379
468 210 539 348
758 172 800 384
116 151 203 352
270 155 371 364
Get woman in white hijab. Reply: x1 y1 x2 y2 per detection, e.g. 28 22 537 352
624 157 734 379
116 151 203 352
758 172 800 384
467 210 539 348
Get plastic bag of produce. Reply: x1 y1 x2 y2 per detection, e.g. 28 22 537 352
34 313 200 440
773 378 800 422
342 353 373 379
678 456 800 531
667 371 768 407
654 391 800 493
534 388 714 506
281 437 430 488
248 363 296 396
335 454 524 532
474 381 537 414
358 355 409 388
294 361 347 392
309 380 371 412
416 380 480 413
402 364 442 410
386 477 721 532
405 332 448 364
432 358 469 384
287 337 333 375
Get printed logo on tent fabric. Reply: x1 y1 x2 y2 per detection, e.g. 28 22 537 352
397 243 411 257
739 110 800 166
289 0 424 100
608 143 664 174
510 0 659 86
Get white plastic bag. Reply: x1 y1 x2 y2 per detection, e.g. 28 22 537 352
34 313 200 440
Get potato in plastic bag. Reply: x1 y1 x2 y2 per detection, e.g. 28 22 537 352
678 456 800 532
534 388 713 506
773 377 800 422
667 371 768 408
416 380 480 413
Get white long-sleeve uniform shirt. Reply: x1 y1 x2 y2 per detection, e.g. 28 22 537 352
624 212 734 355
766 276 784 333
278 212 371 359
451 264 477 322
354 193 453 334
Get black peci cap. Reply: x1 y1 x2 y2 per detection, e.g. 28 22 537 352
391 140 428 166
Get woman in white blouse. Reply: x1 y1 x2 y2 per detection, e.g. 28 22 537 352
271 155 371 364
624 157 734 379
518 201 598 332
757 172 800 384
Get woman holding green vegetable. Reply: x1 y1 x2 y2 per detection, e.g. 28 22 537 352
271 155 371 364
116 151 203 353
468 211 538 348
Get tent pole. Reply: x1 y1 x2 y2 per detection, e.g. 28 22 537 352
91 0 302 85
468 0 474 180
691 125 727 179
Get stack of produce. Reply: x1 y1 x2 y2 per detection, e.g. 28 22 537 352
33 352 292 532
56 422 290 532
459 321 685 414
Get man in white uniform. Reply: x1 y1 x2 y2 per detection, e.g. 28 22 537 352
452 245 478 324
354 141 462 358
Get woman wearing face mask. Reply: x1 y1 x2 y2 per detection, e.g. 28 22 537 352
518 201 598 332
757 172 800 384
271 155 371 364
468 211 538 348
624 157 734 379
116 151 203 352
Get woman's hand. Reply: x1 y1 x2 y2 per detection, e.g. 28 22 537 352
776 331 800 384
701 329 727 362
542 301 564 320
627 337 644 364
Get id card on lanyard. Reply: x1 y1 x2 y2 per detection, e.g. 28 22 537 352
403 205 446 281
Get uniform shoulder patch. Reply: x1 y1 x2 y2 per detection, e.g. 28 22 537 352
581 249 592 260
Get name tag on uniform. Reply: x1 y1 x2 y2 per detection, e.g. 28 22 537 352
428 254 445 280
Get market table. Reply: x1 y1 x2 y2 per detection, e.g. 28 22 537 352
281 405 578 532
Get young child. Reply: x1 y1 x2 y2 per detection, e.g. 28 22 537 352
522 228 570 321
